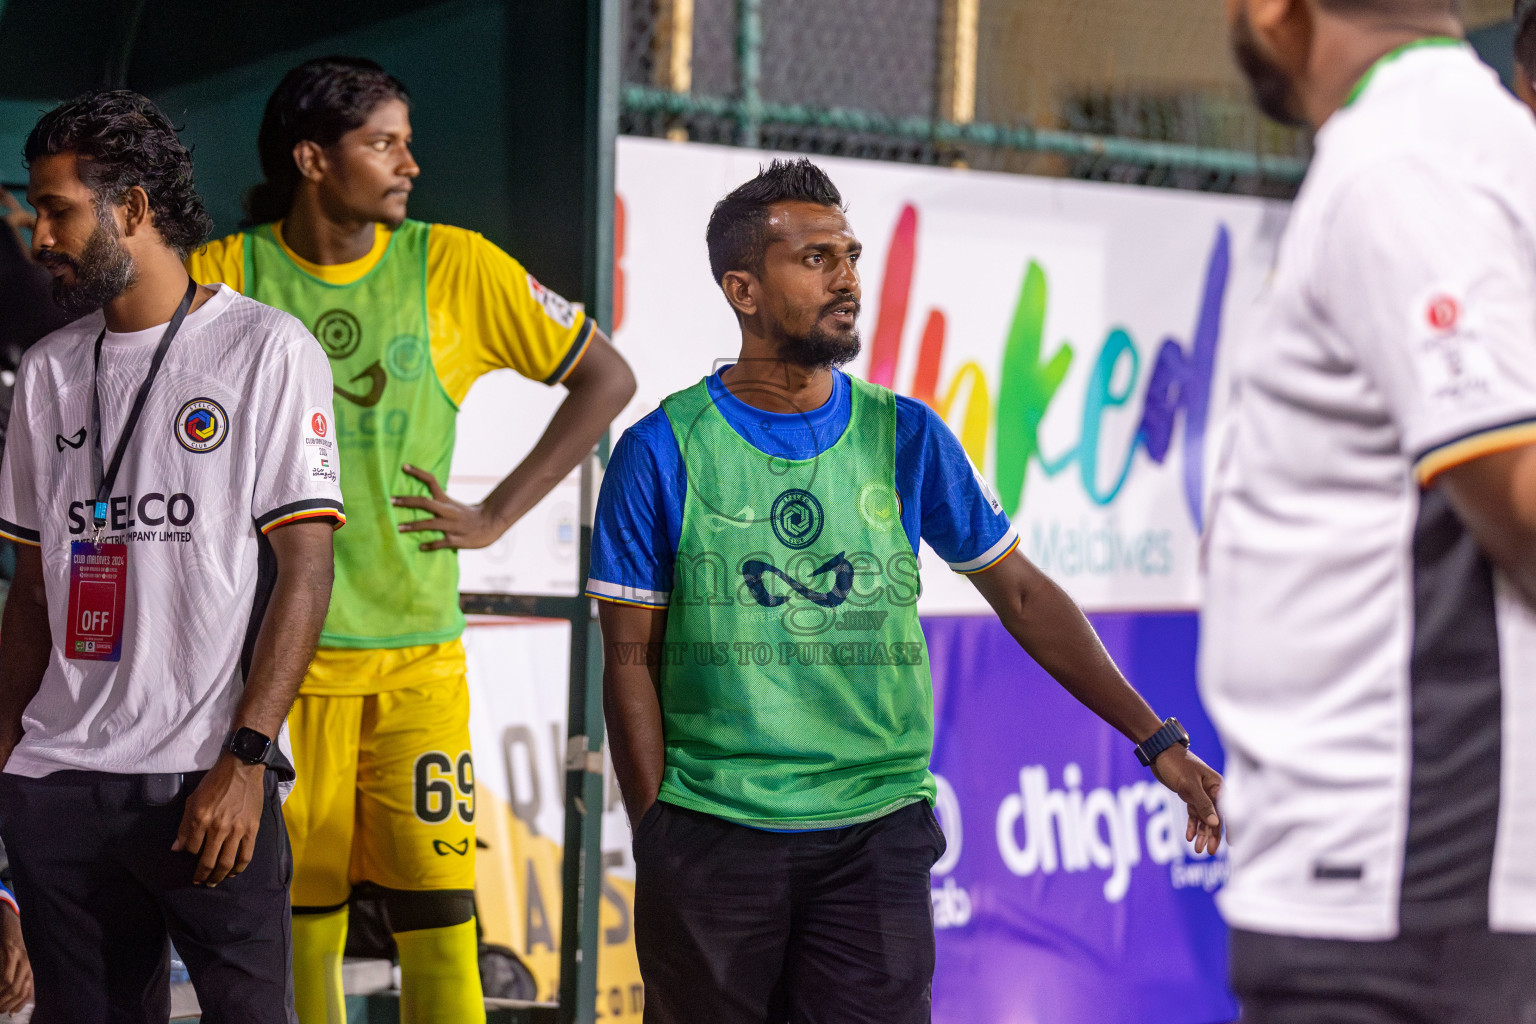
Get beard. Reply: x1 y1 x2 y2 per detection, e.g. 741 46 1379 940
780 324 861 371
777 299 862 370
34 211 137 319
1231 6 1307 127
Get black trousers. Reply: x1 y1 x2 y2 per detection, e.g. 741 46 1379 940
0 768 296 1024
632 799 944 1024
1232 925 1536 1024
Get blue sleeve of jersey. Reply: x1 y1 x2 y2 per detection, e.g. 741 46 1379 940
895 397 1019 573
585 410 684 606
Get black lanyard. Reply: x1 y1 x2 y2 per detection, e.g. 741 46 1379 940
89 278 197 538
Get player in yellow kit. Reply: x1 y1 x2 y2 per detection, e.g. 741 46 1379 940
188 57 635 1023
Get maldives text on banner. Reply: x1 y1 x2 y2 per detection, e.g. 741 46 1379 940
454 136 1289 1023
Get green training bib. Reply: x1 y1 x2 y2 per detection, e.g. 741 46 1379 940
245 221 464 647
658 375 936 828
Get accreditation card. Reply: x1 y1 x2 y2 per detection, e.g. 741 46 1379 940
65 540 128 661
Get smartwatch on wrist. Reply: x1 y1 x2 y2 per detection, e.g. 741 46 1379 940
227 727 276 768
1134 717 1190 768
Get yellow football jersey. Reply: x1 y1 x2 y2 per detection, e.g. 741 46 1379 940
188 220 592 405
189 221 592 687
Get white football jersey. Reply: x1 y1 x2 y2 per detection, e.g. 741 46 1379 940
0 284 344 777
1202 44 1536 940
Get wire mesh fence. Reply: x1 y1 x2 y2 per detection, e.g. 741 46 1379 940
619 0 1517 197
619 0 1306 195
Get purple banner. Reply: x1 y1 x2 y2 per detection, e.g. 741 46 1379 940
925 612 1235 1024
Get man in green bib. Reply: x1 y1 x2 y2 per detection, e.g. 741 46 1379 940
191 57 636 1023
585 159 1224 1022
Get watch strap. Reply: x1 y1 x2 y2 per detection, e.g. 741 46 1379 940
1134 717 1190 767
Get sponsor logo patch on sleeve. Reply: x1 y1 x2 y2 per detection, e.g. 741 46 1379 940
526 274 579 330
1412 287 1497 409
304 407 339 484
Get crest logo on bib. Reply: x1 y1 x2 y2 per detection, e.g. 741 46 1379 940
772 488 824 550
385 334 427 381
176 398 228 453
313 309 362 359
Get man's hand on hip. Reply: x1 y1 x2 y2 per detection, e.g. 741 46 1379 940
393 463 508 551
172 754 266 886
1149 746 1224 855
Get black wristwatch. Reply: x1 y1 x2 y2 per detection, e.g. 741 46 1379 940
227 727 277 768
1134 717 1190 767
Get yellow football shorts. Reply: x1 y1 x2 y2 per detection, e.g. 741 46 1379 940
285 641 477 908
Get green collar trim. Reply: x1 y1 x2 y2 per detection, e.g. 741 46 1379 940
1344 36 1464 108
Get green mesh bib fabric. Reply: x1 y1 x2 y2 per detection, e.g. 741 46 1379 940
245 221 464 647
658 376 936 828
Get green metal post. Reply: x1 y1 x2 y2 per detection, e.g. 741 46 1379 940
500 0 618 1017
584 0 620 327
737 0 762 148
556 460 607 1024
553 0 620 1021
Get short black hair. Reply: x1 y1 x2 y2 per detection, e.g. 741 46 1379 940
245 56 411 225
706 158 845 285
23 91 212 259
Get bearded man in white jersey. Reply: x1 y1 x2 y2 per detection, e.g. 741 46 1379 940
1204 1 1536 1020
0 92 342 1023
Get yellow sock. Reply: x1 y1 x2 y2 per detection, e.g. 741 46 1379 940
291 908 349 1024
395 919 485 1024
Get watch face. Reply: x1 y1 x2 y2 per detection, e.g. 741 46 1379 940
231 728 271 762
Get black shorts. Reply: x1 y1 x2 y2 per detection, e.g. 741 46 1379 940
632 799 945 1024
0 768 295 1024
1231 925 1536 1024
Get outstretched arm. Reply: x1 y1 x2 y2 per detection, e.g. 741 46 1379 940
395 330 637 550
967 550 1223 854
597 600 668 830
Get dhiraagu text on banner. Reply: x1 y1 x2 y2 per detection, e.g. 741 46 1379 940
452 137 1289 1023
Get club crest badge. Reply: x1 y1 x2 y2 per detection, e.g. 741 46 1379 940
175 398 228 453
771 488 824 550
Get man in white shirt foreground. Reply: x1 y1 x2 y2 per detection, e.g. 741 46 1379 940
1205 1 1536 1020
0 92 343 1022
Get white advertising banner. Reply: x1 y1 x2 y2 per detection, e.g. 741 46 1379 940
454 137 1287 612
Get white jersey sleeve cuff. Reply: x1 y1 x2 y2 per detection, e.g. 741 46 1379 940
1414 418 1536 485
255 498 346 534
949 528 1020 574
0 516 40 547
585 578 670 607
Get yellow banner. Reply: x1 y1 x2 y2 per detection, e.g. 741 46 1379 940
465 620 644 1018
476 791 643 1016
